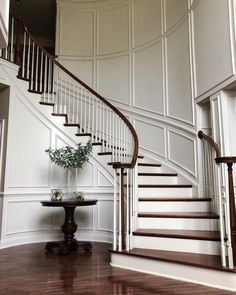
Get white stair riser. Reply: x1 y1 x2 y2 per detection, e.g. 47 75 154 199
138 201 211 213
138 217 219 230
138 166 162 173
138 176 177 185
138 187 193 198
133 236 220 255
111 254 236 291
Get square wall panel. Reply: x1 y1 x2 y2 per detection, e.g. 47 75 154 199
165 0 188 31
60 11 94 56
133 0 162 47
134 42 164 114
168 130 196 175
97 5 129 55
135 119 165 157
60 59 94 88
97 55 129 104
166 19 193 124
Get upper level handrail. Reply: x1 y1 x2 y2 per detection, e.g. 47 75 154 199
198 130 221 159
9 16 139 169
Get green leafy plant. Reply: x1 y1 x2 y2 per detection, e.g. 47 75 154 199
45 142 92 169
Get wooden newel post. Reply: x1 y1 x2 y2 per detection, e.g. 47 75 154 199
227 162 236 265
15 18 21 66
120 168 125 250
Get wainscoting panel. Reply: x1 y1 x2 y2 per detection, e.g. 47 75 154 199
164 0 188 31
8 96 51 189
97 54 130 104
97 4 129 55
6 199 51 235
133 42 164 114
166 17 193 125
59 10 94 56
132 0 162 47
97 200 113 232
168 130 196 176
59 58 94 88
135 119 166 158
193 0 234 97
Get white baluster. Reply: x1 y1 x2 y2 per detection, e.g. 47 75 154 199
10 17 14 62
80 86 83 132
43 55 47 103
113 169 118 251
99 100 102 143
27 37 31 80
35 47 39 92
22 32 26 77
31 42 35 90
126 169 130 251
40 51 43 93
118 169 122 251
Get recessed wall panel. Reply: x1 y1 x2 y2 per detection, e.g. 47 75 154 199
60 11 94 56
9 99 51 188
97 5 129 55
165 0 188 31
97 55 129 104
60 59 93 88
168 131 195 175
134 42 163 114
6 201 51 234
133 0 162 47
193 0 233 97
166 19 193 124
135 120 165 157
98 201 113 232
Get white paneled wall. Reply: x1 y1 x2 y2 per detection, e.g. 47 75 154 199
193 0 235 98
56 0 202 182
0 59 114 248
58 0 236 198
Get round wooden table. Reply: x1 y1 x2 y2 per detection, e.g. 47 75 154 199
41 199 97 255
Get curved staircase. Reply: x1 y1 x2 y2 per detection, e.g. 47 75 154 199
1 16 236 292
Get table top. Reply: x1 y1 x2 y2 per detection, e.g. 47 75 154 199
41 199 98 207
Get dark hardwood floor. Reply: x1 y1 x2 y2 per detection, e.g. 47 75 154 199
0 242 234 294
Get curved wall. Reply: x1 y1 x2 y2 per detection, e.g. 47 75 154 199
0 59 114 248
56 0 197 182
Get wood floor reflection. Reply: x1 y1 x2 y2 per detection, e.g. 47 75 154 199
0 242 234 294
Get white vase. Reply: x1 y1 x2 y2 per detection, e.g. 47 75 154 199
67 168 76 199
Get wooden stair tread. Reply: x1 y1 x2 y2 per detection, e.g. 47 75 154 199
108 162 121 166
39 101 55 106
64 123 80 127
138 163 161 167
75 133 91 137
92 142 102 146
138 197 212 202
138 173 177 176
138 212 219 219
110 248 236 273
133 229 221 241
98 152 112 156
138 184 192 188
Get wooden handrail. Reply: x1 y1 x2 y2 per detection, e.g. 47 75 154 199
198 130 221 158
15 16 139 169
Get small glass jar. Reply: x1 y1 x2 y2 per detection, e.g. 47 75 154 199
50 189 63 201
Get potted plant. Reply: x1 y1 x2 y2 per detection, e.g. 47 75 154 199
46 142 92 199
